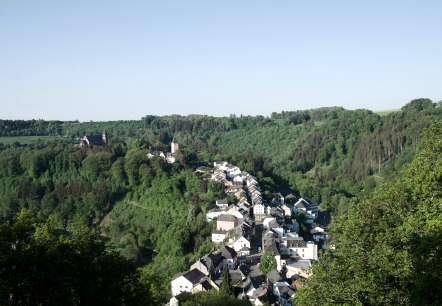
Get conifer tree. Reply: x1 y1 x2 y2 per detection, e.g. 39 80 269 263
220 265 234 296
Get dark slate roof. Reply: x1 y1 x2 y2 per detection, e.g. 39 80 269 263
280 286 296 299
208 207 225 213
285 237 307 248
268 219 279 229
174 291 191 302
267 269 283 284
229 269 244 285
202 252 224 276
266 241 280 255
85 135 104 146
217 198 229 205
218 214 236 222
287 259 311 270
183 269 206 284
200 280 213 291
220 245 237 260
295 201 306 209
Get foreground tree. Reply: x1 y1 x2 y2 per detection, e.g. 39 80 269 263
259 251 277 276
0 214 150 305
294 121 442 305
220 265 234 296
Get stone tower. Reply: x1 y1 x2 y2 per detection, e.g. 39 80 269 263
102 130 108 145
171 139 179 154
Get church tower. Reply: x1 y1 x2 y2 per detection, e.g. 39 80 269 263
171 139 179 154
102 129 108 145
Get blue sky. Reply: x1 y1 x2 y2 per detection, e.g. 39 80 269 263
1 1 441 121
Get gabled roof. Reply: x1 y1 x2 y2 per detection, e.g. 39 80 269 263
267 269 283 284
175 268 206 284
229 269 245 285
216 198 229 205
195 251 224 277
287 259 311 270
220 245 237 260
279 286 296 299
295 201 306 209
268 219 279 229
199 280 213 291
82 134 105 147
218 214 236 222
266 241 280 255
285 237 307 248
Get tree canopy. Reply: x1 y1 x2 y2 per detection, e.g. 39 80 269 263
220 265 234 296
294 121 442 305
0 212 149 305
259 251 277 276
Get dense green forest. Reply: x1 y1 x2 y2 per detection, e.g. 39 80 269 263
1 98 441 304
0 140 223 304
0 213 149 305
294 121 442 305
2 98 441 213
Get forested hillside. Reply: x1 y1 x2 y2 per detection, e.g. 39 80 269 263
0 141 222 303
1 98 441 304
2 98 440 213
293 121 442 305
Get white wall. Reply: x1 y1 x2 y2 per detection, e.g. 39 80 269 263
171 276 193 296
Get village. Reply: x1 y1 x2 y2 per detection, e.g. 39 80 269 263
169 161 329 306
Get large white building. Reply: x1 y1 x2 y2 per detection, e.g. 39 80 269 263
171 268 207 296
279 237 318 260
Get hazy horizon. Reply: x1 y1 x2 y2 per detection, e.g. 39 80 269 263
1 1 441 121
0 103 429 122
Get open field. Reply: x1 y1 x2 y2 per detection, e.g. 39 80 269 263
0 135 61 145
375 109 401 116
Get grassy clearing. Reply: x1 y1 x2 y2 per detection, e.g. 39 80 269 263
0 135 60 145
375 109 401 116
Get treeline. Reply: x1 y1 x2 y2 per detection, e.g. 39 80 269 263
0 119 71 136
212 99 442 213
3 99 442 214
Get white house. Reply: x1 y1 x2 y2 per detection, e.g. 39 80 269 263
171 269 207 296
214 161 229 171
233 236 251 253
263 217 276 230
246 177 258 187
220 245 237 270
279 238 318 261
206 207 225 222
211 230 227 243
294 198 319 224
227 167 242 179
253 203 265 215
278 286 296 306
273 281 290 297
216 198 229 208
281 204 292 217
